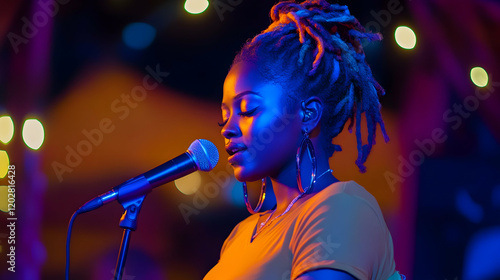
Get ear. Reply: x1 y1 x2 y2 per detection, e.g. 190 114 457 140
300 96 323 133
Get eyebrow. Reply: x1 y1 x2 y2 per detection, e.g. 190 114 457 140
221 91 261 108
234 90 261 100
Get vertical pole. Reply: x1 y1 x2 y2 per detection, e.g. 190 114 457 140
113 229 133 280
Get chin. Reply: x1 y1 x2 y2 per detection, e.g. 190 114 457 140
232 165 263 183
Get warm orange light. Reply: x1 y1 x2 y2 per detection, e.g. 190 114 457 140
0 151 8 178
0 116 14 144
0 186 12 212
175 171 202 195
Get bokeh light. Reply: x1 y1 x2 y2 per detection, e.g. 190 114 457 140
0 186 12 212
0 115 14 144
184 0 209 14
395 26 417 50
470 66 489 87
175 171 202 195
0 151 8 178
122 22 157 50
22 118 45 150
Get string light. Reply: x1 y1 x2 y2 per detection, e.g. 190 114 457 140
22 118 45 150
0 151 8 178
0 186 12 213
395 26 416 50
184 0 209 14
0 116 14 144
470 66 488 88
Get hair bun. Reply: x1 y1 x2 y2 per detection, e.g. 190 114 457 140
271 0 351 22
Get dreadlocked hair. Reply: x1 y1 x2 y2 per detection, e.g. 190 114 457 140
232 0 389 173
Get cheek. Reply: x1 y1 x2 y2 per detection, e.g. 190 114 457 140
237 113 301 178
245 113 297 148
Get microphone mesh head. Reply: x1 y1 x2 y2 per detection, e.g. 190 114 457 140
188 139 219 171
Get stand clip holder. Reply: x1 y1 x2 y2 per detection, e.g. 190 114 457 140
113 194 146 280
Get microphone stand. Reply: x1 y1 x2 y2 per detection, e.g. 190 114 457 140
113 194 146 280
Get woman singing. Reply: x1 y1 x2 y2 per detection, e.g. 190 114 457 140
205 0 404 279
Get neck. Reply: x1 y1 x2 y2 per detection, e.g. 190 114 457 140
270 154 337 213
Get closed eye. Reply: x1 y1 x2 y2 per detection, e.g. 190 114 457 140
217 119 228 127
218 107 259 127
238 107 259 117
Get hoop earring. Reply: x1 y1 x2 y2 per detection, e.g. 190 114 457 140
243 178 267 214
296 129 317 194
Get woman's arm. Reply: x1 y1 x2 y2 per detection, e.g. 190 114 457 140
296 268 357 280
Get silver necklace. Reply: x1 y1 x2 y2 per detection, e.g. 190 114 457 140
314 168 333 184
253 168 333 239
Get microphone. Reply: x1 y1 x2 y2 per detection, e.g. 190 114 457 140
77 139 219 214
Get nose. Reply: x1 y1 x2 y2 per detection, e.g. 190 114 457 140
221 116 240 140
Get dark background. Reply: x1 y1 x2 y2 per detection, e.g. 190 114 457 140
1 0 499 279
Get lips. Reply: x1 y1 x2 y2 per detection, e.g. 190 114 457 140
226 143 247 163
226 143 247 156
